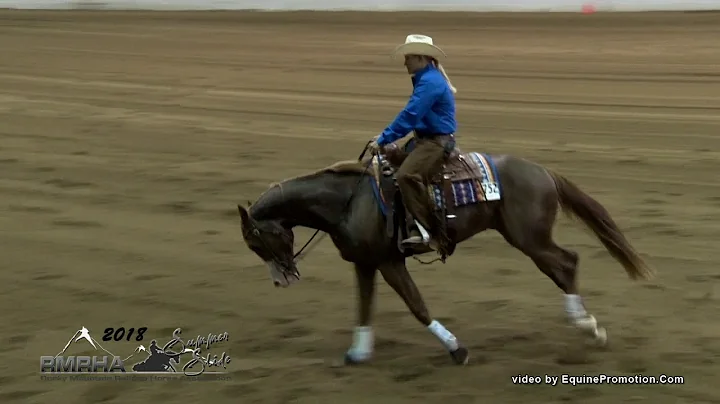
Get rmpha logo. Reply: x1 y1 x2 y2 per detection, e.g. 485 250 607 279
40 327 128 373
40 326 231 376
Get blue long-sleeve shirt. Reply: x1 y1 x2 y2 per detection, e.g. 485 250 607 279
377 64 457 146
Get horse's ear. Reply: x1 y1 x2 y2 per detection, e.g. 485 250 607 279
246 200 252 207
237 204 250 224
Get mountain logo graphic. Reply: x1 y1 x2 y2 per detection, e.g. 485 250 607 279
55 326 117 358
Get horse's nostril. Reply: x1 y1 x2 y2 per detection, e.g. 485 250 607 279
273 281 281 287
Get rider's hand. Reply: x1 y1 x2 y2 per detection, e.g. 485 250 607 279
368 136 382 155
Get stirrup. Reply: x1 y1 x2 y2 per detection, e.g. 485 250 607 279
402 221 431 245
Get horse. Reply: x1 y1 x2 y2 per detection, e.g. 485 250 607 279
236 139 653 366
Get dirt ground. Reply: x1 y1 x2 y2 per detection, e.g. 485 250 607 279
1 9 719 404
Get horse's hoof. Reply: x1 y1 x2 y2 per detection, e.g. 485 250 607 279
594 326 608 347
449 347 469 365
343 353 368 366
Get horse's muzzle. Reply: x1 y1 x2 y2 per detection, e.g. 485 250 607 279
266 261 300 288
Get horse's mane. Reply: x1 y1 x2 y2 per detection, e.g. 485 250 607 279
248 158 376 222
272 159 372 186
316 159 373 176
255 159 372 202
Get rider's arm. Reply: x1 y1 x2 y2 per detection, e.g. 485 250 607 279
377 76 442 146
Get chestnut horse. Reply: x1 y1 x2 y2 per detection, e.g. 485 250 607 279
237 142 653 366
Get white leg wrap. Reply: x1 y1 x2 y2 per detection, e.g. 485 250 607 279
563 294 607 345
428 320 459 351
564 294 587 319
346 326 373 361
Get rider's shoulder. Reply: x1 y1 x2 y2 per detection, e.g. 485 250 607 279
420 68 445 81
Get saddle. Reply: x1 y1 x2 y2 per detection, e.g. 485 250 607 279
371 137 499 260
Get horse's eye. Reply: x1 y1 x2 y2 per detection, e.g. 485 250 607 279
252 229 260 236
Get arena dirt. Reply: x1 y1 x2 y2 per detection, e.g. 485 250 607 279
0 10 719 404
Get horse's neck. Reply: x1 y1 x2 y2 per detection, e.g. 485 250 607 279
250 173 354 233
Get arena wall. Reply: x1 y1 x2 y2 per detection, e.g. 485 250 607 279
2 0 719 11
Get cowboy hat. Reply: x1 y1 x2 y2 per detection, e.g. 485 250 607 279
392 34 446 60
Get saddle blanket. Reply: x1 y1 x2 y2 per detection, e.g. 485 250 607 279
431 152 502 209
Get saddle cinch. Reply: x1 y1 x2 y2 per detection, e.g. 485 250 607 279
370 137 502 259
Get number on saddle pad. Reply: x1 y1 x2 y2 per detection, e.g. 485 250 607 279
481 181 501 201
469 152 502 202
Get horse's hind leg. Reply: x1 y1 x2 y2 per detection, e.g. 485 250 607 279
378 259 469 365
499 191 607 345
528 243 606 342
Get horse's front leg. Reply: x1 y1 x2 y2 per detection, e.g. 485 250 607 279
378 260 469 365
344 263 378 364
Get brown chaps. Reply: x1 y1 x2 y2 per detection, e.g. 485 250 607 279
395 137 448 240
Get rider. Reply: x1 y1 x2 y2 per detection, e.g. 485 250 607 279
369 34 458 248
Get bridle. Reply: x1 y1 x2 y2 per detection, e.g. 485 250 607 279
248 141 374 273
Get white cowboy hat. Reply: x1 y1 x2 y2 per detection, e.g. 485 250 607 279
392 34 446 60
391 34 457 94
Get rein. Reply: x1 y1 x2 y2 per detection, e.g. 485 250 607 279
292 141 441 267
291 141 373 262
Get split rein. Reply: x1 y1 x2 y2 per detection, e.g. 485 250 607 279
291 141 443 266
291 141 373 262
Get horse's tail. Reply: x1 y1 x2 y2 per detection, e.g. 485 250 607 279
548 170 654 280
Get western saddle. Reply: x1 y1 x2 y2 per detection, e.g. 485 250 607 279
373 137 490 260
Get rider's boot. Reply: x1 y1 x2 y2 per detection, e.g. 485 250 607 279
401 220 431 247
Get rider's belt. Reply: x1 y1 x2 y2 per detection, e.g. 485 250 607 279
414 132 454 139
